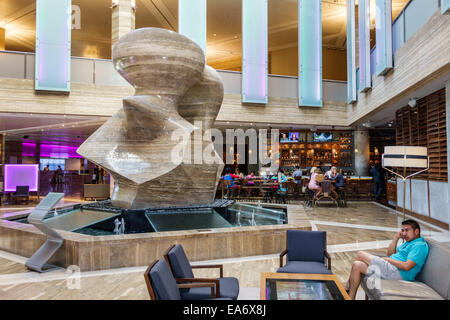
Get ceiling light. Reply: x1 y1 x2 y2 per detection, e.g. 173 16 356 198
408 98 417 108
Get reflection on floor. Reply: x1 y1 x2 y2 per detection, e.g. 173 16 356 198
0 201 448 300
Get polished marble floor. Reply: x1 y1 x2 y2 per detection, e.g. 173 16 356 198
0 201 448 300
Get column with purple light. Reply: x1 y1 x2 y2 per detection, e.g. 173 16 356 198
298 0 322 107
178 0 206 55
375 0 393 76
35 0 71 92
346 0 357 103
242 0 268 104
359 0 371 92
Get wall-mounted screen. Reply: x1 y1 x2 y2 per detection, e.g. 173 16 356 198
280 132 300 143
313 132 333 142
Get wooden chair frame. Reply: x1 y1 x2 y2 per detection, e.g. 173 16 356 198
163 245 224 297
144 260 217 300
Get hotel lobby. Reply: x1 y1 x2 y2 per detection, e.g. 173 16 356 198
0 0 449 302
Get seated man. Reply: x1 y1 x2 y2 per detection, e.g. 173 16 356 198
344 219 429 300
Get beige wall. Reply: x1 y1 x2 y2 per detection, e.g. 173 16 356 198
269 46 347 81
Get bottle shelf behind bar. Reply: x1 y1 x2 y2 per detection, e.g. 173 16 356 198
277 130 354 172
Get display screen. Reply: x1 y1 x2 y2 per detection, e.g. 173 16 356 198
280 132 300 143
265 278 344 300
313 132 333 142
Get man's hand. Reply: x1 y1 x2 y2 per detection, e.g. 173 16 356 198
394 230 403 241
387 231 402 256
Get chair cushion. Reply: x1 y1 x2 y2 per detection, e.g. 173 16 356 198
277 261 332 274
361 277 444 300
415 239 450 299
180 277 240 300
167 244 195 278
287 230 326 263
149 260 181 300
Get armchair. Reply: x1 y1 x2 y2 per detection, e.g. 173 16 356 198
144 259 230 300
164 244 239 300
278 230 332 274
12 186 30 204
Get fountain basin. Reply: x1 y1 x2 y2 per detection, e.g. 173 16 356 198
0 201 310 271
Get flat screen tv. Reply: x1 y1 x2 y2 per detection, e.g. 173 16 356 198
313 132 332 142
280 132 300 143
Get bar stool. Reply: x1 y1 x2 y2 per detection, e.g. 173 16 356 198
336 187 347 207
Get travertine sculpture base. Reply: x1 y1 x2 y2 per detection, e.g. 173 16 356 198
77 28 224 209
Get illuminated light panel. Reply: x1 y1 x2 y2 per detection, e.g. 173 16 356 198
375 0 393 76
298 0 322 107
358 0 371 92
346 0 357 103
178 0 207 54
4 164 39 192
242 0 268 104
35 0 71 92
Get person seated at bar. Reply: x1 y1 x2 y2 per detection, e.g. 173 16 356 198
292 165 303 184
278 169 288 193
261 168 271 180
344 219 429 300
234 167 244 179
246 171 257 186
222 167 241 198
308 167 322 200
325 166 339 199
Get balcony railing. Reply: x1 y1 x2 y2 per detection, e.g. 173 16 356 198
0 50 347 103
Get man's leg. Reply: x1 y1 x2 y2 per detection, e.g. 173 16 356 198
355 250 375 266
346 260 369 300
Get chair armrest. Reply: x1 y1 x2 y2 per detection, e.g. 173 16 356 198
178 282 216 298
191 264 224 278
324 250 331 270
280 249 288 267
176 277 221 298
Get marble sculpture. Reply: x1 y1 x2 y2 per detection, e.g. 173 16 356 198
77 28 224 209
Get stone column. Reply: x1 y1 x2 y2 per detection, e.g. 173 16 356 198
354 129 370 176
0 27 5 50
446 80 450 225
111 0 135 45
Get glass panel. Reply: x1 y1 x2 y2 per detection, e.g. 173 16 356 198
207 0 241 71
71 0 111 59
145 209 232 232
242 0 268 104
0 0 36 53
135 0 177 31
227 203 286 226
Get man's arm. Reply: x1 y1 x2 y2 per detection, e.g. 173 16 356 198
387 231 402 256
383 257 416 271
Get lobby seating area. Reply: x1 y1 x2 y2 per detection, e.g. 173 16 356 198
361 239 450 300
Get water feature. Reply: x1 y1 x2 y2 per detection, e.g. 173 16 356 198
13 200 287 235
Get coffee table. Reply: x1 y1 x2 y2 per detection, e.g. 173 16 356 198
260 272 350 300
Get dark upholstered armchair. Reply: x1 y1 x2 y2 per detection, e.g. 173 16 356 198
144 259 230 300
164 244 240 300
12 186 30 204
278 230 332 274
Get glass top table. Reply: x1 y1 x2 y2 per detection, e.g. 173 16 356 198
260 273 350 300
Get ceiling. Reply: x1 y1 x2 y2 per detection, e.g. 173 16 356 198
1 0 410 68
0 113 107 145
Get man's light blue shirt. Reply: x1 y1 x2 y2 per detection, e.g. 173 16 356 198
390 237 429 281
